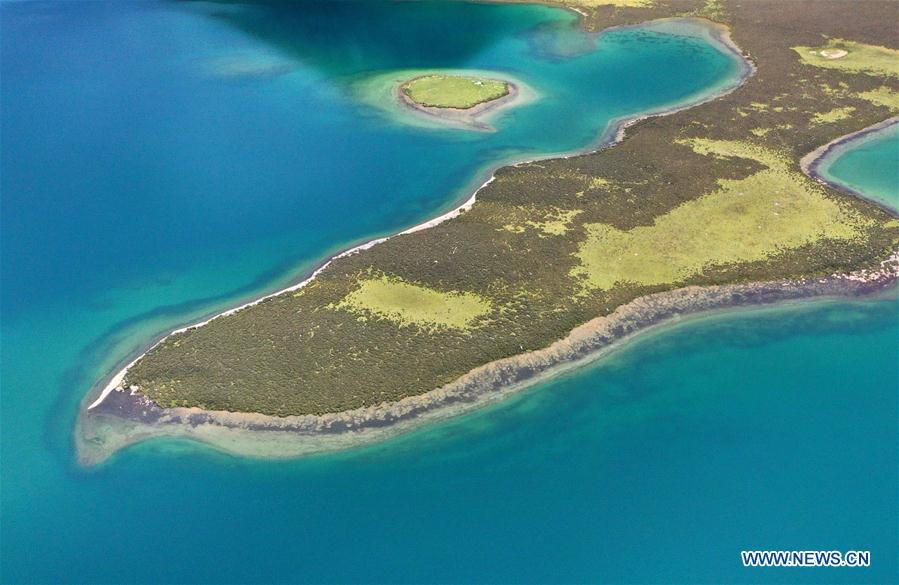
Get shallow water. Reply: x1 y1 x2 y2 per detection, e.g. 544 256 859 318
1 1 896 583
820 122 899 211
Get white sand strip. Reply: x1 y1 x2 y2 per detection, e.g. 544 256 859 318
88 179 486 410
87 17 751 411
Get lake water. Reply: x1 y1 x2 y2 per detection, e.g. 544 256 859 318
819 122 899 211
1 1 895 583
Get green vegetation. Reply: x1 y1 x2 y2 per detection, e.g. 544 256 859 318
568 0 653 6
401 74 509 109
503 207 583 236
573 140 869 290
692 0 725 20
793 40 899 78
858 86 899 110
811 106 856 125
334 275 492 331
119 0 899 418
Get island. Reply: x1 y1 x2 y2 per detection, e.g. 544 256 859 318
397 73 521 130
78 0 899 465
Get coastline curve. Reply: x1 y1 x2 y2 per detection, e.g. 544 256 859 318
79 259 897 466
801 116 899 215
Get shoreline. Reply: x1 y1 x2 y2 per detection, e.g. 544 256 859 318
82 16 753 417
78 260 898 466
85 175 492 412
801 116 899 215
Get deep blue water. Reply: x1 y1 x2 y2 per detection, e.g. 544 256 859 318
820 122 899 211
1 1 896 584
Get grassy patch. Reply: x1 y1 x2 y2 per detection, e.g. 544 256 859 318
682 138 786 168
695 0 725 20
857 86 899 110
564 0 653 6
401 74 509 109
793 40 899 78
335 275 491 331
811 106 856 125
504 207 583 236
572 140 870 290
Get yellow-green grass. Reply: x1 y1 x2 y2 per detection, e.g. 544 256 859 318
401 74 509 109
695 0 725 19
792 40 899 78
811 106 856 125
335 275 492 331
572 139 870 290
857 87 899 110
503 207 582 236
565 0 653 6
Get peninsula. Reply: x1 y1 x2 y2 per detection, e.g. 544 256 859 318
78 0 899 465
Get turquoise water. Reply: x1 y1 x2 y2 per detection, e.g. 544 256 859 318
820 123 899 211
1 1 896 583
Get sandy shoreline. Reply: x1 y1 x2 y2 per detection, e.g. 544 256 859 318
80 15 899 467
801 116 899 215
85 177 490 412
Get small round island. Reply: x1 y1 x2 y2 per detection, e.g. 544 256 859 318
397 73 522 131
